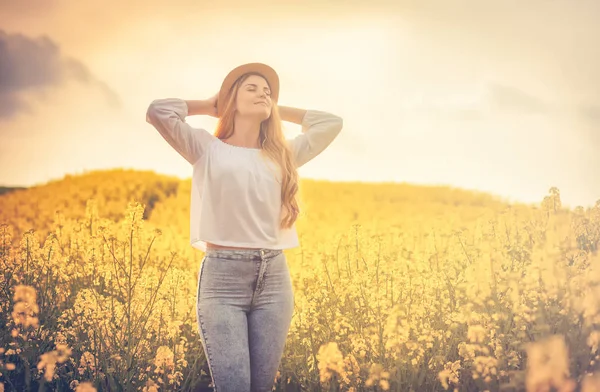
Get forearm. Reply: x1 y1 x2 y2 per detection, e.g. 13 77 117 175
278 105 307 125
185 100 213 116
285 108 343 168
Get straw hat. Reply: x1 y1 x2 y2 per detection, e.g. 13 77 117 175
217 62 280 117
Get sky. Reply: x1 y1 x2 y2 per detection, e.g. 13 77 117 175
0 0 599 209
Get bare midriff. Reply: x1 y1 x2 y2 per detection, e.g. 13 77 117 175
205 242 263 251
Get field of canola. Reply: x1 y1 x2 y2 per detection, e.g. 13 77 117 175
1 169 600 392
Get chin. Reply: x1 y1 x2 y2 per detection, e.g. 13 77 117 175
254 109 271 119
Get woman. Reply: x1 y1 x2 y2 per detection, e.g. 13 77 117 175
146 62 343 392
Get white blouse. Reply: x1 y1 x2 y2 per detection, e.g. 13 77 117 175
146 98 343 252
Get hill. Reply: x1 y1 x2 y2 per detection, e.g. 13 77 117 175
2 169 598 391
0 169 531 245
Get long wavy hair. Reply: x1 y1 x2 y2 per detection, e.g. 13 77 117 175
214 72 300 229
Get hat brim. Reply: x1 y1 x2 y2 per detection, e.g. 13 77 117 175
217 62 280 118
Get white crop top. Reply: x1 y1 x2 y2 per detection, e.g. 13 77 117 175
146 98 343 252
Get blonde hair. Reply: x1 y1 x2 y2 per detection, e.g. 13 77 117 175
214 72 300 229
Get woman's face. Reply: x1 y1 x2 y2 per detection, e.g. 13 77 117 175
235 74 272 121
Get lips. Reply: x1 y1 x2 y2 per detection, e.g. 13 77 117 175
255 102 268 106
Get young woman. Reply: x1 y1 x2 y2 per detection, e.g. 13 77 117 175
146 62 343 391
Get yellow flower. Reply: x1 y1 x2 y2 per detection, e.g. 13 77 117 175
365 363 390 389
526 335 575 392
37 344 72 382
12 285 39 328
142 379 159 392
317 342 347 384
74 381 97 392
154 346 175 372
467 325 487 344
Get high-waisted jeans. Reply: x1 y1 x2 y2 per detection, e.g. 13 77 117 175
195 248 295 392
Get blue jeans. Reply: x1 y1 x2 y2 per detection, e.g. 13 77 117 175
196 248 295 392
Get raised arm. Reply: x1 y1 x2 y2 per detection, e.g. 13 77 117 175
280 105 344 168
146 98 216 165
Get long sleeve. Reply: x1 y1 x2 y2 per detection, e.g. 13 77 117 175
146 98 216 165
287 110 343 168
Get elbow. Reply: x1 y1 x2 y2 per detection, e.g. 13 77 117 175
332 115 343 134
146 98 187 125
145 100 161 124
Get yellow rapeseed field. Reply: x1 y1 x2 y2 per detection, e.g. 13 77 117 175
1 169 600 392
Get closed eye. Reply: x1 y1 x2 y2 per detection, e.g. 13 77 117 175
246 84 271 95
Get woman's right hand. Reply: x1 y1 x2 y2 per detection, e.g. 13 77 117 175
185 93 219 117
206 92 218 118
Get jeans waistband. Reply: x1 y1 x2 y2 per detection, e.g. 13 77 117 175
204 248 282 261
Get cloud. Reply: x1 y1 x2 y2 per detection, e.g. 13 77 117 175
394 83 550 121
579 104 600 124
486 83 549 114
0 29 120 122
0 0 58 14
576 103 600 146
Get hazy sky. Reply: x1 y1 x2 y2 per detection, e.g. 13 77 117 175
1 0 598 208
